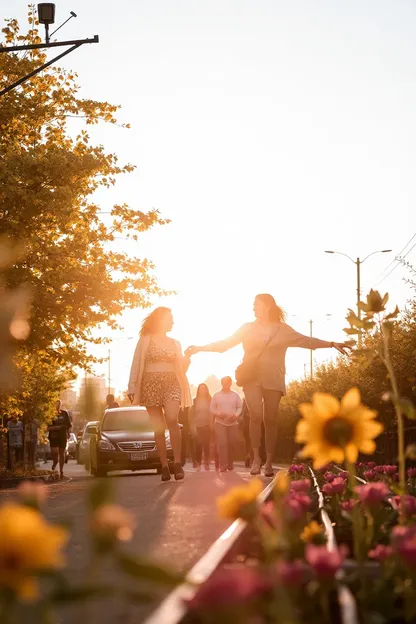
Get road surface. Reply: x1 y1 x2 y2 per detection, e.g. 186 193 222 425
0 460 269 623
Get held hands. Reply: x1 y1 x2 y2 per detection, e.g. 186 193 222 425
185 346 199 357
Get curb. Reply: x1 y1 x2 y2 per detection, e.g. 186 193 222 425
0 475 73 490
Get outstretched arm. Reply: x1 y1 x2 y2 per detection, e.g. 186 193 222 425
187 324 248 356
284 325 351 355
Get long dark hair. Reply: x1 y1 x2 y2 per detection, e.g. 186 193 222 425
140 307 171 337
255 294 286 323
195 383 211 402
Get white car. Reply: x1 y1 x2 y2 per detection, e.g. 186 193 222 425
78 421 99 466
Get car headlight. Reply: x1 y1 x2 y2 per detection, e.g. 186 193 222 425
98 438 116 451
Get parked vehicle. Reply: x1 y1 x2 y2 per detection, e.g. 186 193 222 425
67 432 77 459
88 407 180 478
78 421 99 466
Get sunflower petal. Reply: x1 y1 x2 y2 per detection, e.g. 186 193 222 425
358 440 376 454
341 387 361 411
345 443 358 463
312 393 340 419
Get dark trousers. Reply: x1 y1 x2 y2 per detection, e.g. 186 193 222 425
179 408 196 465
195 425 211 465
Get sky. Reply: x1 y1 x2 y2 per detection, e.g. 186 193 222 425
4 1 416 395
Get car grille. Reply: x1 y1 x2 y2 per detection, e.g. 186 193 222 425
118 441 156 452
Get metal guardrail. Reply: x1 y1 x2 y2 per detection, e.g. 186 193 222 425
144 472 281 624
309 468 358 624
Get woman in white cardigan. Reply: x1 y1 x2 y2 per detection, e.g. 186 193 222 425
128 307 192 482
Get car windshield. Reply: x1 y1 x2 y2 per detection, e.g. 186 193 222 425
102 409 151 432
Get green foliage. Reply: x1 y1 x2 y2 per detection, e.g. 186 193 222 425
0 10 168 421
278 298 416 458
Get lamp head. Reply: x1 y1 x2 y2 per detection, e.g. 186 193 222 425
37 3 56 24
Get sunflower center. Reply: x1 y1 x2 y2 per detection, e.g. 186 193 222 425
323 417 353 447
3 551 22 571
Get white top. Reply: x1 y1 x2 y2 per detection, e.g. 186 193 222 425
210 390 242 427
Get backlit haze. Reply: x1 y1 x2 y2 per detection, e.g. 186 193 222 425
7 1 415 395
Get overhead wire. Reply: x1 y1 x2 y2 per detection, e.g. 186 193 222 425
376 240 416 285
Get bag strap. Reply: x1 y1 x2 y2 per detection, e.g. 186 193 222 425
254 325 281 361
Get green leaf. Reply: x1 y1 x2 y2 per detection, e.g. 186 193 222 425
406 445 416 460
88 479 113 510
343 327 361 335
52 584 114 603
400 398 416 420
117 554 183 586
122 589 154 604
385 305 400 320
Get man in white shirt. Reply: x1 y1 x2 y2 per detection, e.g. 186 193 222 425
211 376 242 472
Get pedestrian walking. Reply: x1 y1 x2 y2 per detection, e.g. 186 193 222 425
48 400 72 479
210 376 242 472
105 394 120 409
7 416 24 469
128 307 192 482
190 383 213 471
24 411 39 468
239 398 266 468
187 293 350 477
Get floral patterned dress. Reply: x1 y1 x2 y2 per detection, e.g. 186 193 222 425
140 339 181 407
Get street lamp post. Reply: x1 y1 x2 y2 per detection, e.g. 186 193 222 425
309 314 332 378
324 249 392 346
0 4 99 98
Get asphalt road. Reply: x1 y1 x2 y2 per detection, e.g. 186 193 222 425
0 460 267 624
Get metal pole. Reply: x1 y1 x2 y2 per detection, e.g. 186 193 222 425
309 319 313 379
0 43 81 97
356 258 362 347
107 349 111 394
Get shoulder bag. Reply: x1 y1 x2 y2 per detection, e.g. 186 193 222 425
235 326 281 387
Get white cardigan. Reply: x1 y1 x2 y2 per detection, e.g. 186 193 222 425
128 335 192 409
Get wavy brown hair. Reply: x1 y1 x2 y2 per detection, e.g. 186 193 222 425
140 307 172 337
255 294 286 323
195 383 211 402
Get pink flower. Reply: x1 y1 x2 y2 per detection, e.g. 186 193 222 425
355 482 389 508
288 464 304 475
363 469 377 481
393 495 416 519
293 493 312 511
324 471 336 483
186 568 270 610
283 493 312 522
383 465 398 476
375 466 385 474
305 545 347 580
407 468 416 479
367 462 377 470
338 470 349 479
397 536 416 568
261 501 278 528
392 473 399 482
322 477 346 496
290 479 311 493
391 524 416 547
341 499 356 512
278 560 309 587
369 545 393 562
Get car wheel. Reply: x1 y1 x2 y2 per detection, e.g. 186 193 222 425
90 460 107 478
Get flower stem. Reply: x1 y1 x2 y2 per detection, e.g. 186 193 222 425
380 325 406 500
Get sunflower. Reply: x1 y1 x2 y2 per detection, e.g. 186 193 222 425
217 479 263 520
296 388 383 469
